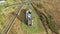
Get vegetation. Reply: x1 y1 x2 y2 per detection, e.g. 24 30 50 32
0 0 16 33
0 0 59 34
21 5 45 34
32 2 59 34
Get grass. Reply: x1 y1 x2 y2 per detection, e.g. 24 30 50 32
20 5 45 34
47 15 59 34
1 0 58 34
0 29 2 34
21 16 45 34
0 7 5 12
0 0 16 33
0 17 5 28
45 11 59 34
0 0 16 12
2 13 7 18
37 3 44 9
32 3 59 34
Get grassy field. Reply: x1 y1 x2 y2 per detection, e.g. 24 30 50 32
7 5 46 34
0 0 16 33
20 5 46 34
0 0 60 34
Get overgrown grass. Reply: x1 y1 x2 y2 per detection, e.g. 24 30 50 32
21 5 45 34
47 15 59 34
0 15 5 28
0 29 2 34
0 7 5 12
21 14 45 34
0 0 16 12
0 0 16 33
32 3 59 34
37 3 44 9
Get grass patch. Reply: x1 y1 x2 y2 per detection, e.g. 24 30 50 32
0 0 16 11
0 20 5 28
45 11 59 34
2 13 7 18
0 0 17 34
37 3 44 9
21 19 45 34
0 29 2 34
21 5 45 34
47 16 59 34
6 0 15 4
32 3 59 34
0 7 5 12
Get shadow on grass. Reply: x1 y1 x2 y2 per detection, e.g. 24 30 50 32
11 9 28 25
